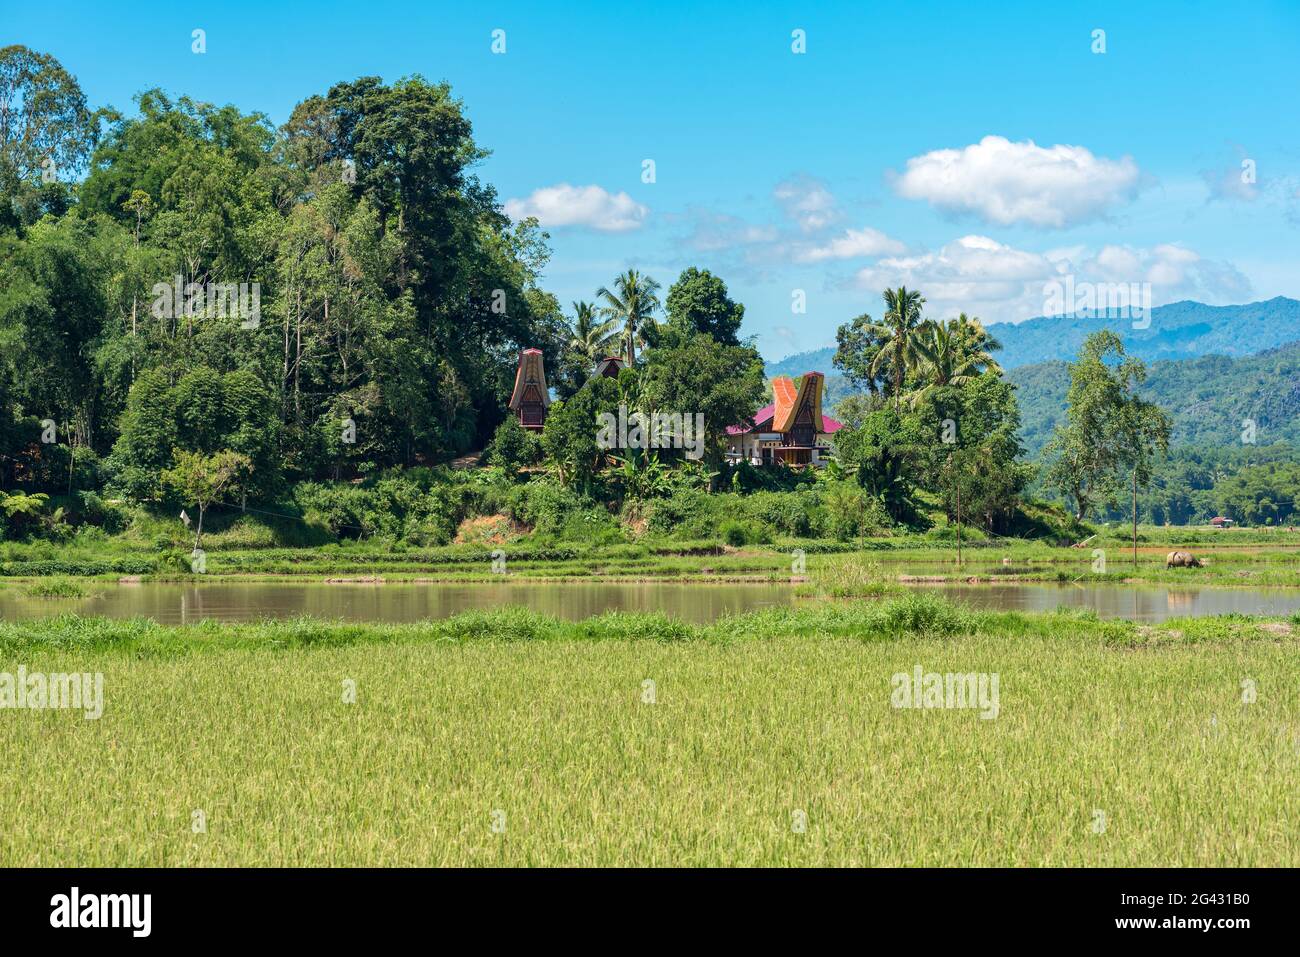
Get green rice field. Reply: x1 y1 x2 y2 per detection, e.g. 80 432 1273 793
1 596 1296 866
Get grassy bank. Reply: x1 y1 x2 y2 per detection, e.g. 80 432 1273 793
1 596 1297 866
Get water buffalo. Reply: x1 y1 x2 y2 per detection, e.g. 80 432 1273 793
1165 550 1202 568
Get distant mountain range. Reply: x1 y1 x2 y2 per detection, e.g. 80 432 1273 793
763 297 1300 456
766 296 1300 377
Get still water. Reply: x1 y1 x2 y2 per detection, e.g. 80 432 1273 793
906 582 1300 623
0 581 794 625
1 580 1299 624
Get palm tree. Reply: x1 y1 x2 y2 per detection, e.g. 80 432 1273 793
869 286 927 405
908 315 1003 405
952 312 1003 360
595 269 662 366
568 300 618 364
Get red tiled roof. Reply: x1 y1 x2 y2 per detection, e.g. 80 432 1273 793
726 406 842 435
726 403 773 436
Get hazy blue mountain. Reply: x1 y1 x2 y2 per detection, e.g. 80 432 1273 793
763 298 1300 429
986 296 1300 369
765 297 1300 377
766 346 837 380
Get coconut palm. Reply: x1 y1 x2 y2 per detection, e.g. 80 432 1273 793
868 286 927 405
568 300 618 364
908 315 1003 405
595 269 662 366
951 312 1003 360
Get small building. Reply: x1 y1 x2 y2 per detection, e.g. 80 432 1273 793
725 371 842 466
1210 516 1235 528
592 355 626 379
508 348 550 431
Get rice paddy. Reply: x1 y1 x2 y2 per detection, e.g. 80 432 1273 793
1 597 1296 866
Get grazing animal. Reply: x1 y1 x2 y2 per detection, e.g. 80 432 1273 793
1165 550 1202 568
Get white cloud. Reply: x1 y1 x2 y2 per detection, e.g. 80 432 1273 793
504 184 648 232
891 136 1142 228
795 226 906 262
854 235 1250 323
773 174 842 232
1202 165 1259 203
681 209 779 252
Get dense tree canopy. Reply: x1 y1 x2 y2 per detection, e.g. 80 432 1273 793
1 53 564 506
663 267 745 347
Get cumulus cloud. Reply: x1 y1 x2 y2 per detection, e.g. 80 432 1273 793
773 174 842 232
854 235 1250 323
504 184 648 232
891 136 1142 228
795 226 906 262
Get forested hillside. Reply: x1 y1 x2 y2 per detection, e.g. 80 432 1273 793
1009 341 1300 456
1 67 568 500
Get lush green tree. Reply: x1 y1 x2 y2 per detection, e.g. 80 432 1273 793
870 286 927 404
110 366 279 499
638 333 766 472
0 214 117 456
485 415 542 471
663 267 744 346
541 375 620 493
161 449 252 550
1044 331 1171 521
0 45 99 228
832 312 890 395
556 299 618 393
833 401 927 524
929 373 1032 533
596 269 661 365
568 300 616 362
909 315 1003 406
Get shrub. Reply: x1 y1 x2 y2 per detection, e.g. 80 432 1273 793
819 480 890 541
720 518 771 547
645 488 727 539
485 416 543 471
291 469 472 545
745 489 817 537
720 519 748 547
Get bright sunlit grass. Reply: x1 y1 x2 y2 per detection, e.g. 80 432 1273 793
0 598 1295 866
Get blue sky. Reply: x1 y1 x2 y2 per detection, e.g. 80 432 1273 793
5 0 1300 360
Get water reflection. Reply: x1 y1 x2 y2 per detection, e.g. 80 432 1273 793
0 580 1296 625
908 583 1300 622
0 581 795 625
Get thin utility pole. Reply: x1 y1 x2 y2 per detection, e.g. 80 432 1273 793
1132 468 1138 569
956 477 963 570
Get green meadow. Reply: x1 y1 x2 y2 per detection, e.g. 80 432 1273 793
1 596 1296 867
